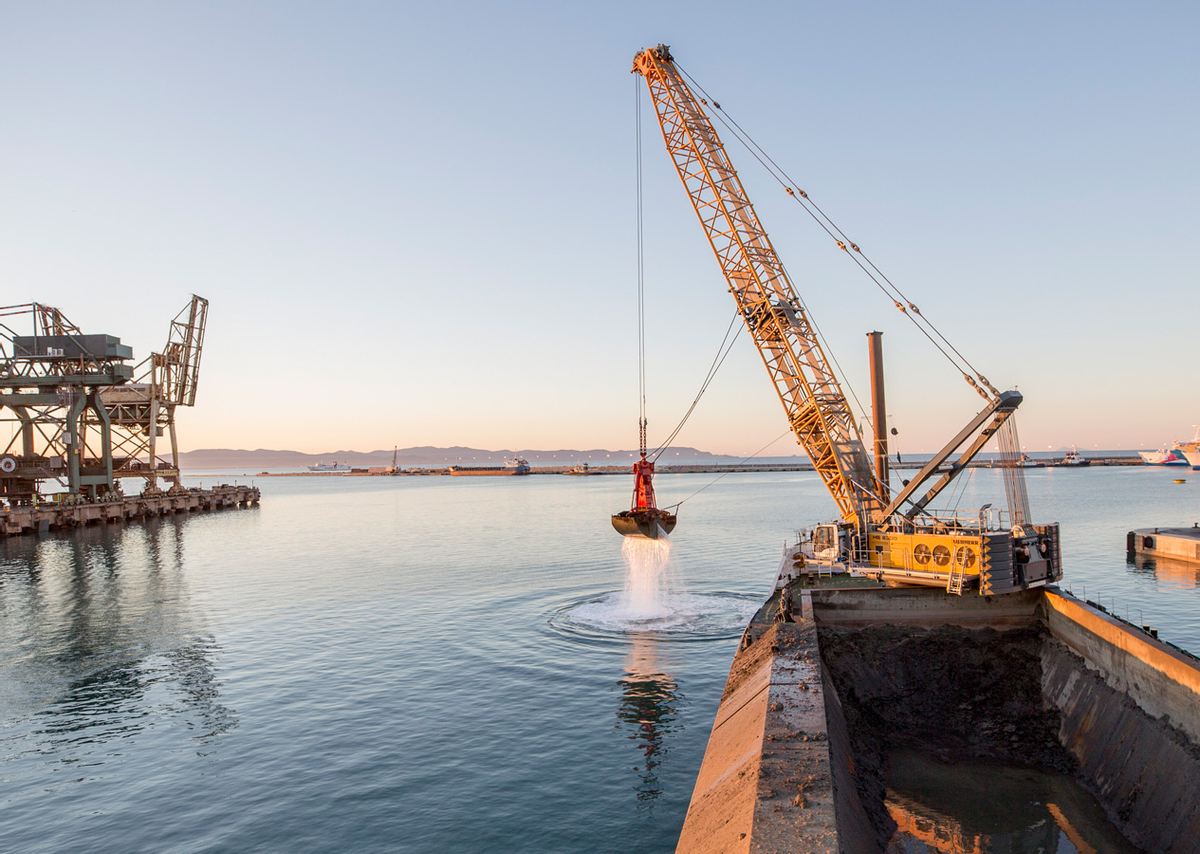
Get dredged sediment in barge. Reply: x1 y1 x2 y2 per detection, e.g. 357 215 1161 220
674 582 1200 853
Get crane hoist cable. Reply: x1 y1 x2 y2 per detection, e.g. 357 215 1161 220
635 75 749 467
650 309 742 463
663 67 874 431
612 77 677 540
675 63 1000 403
636 76 648 455
661 429 792 512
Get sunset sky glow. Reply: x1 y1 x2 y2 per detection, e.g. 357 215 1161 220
3 2 1197 457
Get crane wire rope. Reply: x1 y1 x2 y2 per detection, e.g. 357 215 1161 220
634 79 747 466
666 65 873 430
947 464 978 516
650 309 742 462
635 77 649 456
675 64 999 403
661 428 793 512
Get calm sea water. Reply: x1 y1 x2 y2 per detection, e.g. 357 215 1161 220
1 466 1197 853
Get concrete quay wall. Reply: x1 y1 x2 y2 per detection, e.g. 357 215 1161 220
1128 526 1200 565
0 485 260 538
675 593 840 854
1042 590 1200 854
678 585 1200 853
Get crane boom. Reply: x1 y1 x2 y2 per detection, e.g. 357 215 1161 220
632 44 1062 595
633 45 878 526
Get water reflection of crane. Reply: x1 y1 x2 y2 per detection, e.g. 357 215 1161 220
616 633 680 804
0 520 236 747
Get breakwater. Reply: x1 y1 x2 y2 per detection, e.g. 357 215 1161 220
250 455 1144 477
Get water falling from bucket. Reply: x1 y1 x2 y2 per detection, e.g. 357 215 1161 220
559 530 759 637
619 533 675 620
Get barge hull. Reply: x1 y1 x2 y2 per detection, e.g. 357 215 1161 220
677 586 1200 853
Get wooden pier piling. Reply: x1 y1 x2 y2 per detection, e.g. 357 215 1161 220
0 485 260 538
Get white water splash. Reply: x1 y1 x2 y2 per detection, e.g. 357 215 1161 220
563 533 760 636
566 590 758 635
619 534 675 620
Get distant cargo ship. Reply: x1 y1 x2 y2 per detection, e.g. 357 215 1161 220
448 458 531 476
308 462 351 472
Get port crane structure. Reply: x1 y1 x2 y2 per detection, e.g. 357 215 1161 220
0 295 209 502
632 45 1060 594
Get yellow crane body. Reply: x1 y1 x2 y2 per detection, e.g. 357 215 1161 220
633 44 1062 594
632 46 880 528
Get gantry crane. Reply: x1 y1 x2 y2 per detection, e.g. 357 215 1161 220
632 45 1060 594
0 296 208 502
99 295 208 491
0 303 132 501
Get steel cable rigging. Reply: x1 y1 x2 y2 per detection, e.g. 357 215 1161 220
635 77 648 457
630 43 1056 593
675 63 1002 405
650 310 742 462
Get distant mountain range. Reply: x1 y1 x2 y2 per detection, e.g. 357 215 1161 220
177 445 736 469
176 445 1139 470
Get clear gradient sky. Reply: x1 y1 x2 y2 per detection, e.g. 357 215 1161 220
2 2 1197 457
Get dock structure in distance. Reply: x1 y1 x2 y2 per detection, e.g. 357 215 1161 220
1128 526 1200 565
0 484 259 537
0 298 259 538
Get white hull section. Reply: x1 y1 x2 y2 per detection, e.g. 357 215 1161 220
1139 449 1187 466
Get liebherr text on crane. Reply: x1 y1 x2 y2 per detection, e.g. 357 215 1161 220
632 44 1061 595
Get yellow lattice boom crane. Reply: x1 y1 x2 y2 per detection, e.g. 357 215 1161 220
633 45 1061 595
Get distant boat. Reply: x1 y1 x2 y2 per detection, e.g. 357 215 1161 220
565 462 591 476
1140 427 1200 467
1055 447 1091 468
1139 448 1188 466
308 461 351 472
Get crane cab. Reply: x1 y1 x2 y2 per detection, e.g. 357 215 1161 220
812 523 850 564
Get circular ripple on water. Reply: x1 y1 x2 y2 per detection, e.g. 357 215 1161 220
549 591 762 643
